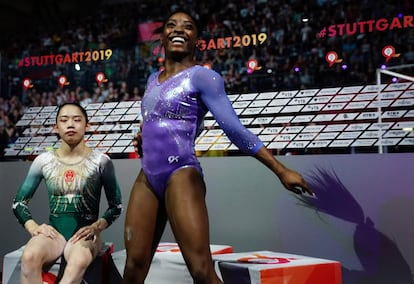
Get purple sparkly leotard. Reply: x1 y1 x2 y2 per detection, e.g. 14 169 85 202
141 65 263 199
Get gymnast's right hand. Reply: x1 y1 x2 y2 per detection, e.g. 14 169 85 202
31 223 58 239
133 126 143 157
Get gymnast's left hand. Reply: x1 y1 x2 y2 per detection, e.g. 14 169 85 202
69 225 99 243
278 168 314 196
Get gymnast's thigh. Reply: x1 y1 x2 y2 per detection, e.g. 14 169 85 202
124 170 167 258
22 232 66 268
64 234 102 262
164 167 211 258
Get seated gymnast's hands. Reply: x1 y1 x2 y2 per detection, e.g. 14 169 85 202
278 168 314 196
69 224 100 243
31 223 59 239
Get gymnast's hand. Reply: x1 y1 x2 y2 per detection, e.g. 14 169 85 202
31 223 59 239
133 124 143 157
69 225 99 243
278 168 314 196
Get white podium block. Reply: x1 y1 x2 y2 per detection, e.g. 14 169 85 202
112 242 233 283
213 251 342 284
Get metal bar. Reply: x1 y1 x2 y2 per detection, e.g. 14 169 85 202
380 69 414 82
376 69 383 154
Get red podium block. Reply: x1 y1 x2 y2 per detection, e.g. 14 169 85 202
213 251 342 284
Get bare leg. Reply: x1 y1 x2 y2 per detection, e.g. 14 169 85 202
58 236 102 284
123 170 167 284
166 168 223 284
20 233 66 284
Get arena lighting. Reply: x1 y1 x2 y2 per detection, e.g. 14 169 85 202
74 63 81 71
325 51 342 67
22 78 33 89
95 72 107 85
246 59 261 73
202 63 211 69
382 45 400 63
58 75 69 88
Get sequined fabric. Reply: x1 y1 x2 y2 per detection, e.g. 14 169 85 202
141 65 263 197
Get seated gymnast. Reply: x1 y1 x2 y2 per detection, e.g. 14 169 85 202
12 102 123 284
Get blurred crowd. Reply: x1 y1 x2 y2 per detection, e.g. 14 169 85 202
1 0 414 159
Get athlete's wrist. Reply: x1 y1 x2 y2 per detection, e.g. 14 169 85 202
92 218 108 233
24 219 39 236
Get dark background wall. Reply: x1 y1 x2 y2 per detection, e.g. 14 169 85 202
1 154 414 283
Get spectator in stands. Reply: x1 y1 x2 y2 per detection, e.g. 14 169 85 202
0 118 8 160
0 97 9 112
2 115 17 144
122 9 313 284
3 0 414 99
2 0 414 157
12 102 123 284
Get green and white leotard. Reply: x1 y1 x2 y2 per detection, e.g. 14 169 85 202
12 149 123 240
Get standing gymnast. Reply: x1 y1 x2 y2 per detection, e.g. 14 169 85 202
123 9 313 284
